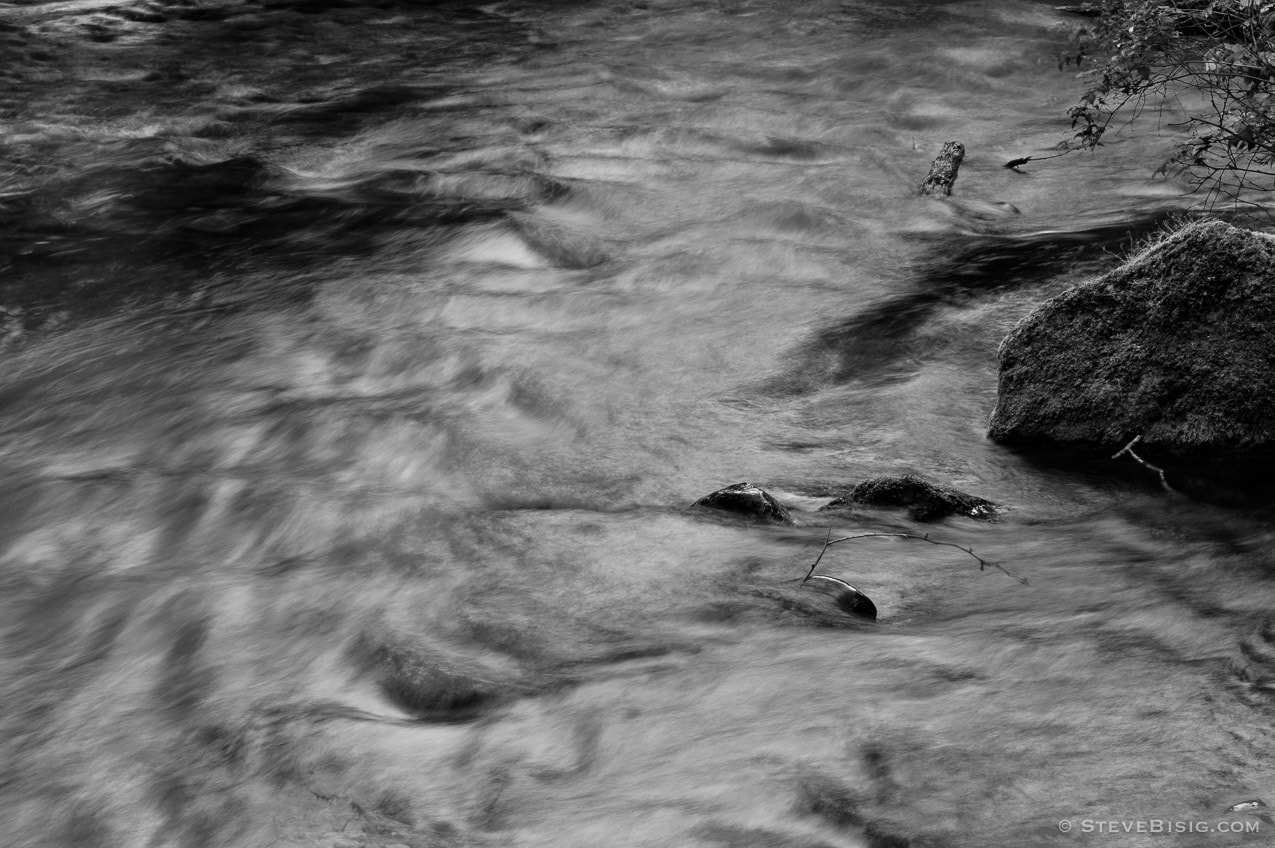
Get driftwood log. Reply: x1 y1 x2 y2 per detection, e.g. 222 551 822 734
920 141 965 197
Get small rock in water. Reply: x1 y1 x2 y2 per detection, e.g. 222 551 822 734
837 590 877 619
804 575 878 620
823 474 997 521
692 482 793 524
1226 799 1267 813
353 635 525 722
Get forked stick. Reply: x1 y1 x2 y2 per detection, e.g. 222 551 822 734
1112 435 1175 492
804 530 1026 585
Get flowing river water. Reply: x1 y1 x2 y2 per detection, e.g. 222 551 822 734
3 1 1275 846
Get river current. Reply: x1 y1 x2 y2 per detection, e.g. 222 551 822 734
2 1 1273 846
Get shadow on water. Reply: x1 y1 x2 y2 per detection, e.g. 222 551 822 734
2 153 510 325
1000 438 1275 509
0 0 543 326
771 210 1178 392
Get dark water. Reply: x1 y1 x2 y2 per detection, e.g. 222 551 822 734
2 1 1273 846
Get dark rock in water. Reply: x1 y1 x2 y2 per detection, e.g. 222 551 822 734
692 482 793 524
836 591 877 619
988 220 1275 476
351 635 525 722
805 575 878 619
824 475 997 521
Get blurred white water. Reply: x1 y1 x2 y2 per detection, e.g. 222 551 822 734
2 1 1273 847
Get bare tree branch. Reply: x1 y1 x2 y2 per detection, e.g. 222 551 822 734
804 531 1026 585
1066 1 1275 202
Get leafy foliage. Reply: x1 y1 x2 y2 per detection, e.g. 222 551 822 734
1066 0 1275 202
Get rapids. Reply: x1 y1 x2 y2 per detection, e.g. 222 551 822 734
2 1 1273 846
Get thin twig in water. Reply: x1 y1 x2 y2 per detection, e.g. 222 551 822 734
1112 435 1175 492
805 524 834 579
805 574 861 593
1003 149 1076 170
805 531 1026 585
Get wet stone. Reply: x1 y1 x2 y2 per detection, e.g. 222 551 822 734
1226 799 1266 813
822 475 997 521
692 482 793 524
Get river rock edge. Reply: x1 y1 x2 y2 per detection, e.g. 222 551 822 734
987 218 1275 482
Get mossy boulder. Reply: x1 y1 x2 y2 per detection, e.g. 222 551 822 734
823 475 997 521
988 220 1275 474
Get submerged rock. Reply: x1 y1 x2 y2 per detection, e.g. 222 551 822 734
351 635 528 722
823 474 997 521
509 212 609 269
988 220 1275 474
692 482 793 524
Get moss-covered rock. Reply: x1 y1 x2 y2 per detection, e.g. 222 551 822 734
988 220 1275 474
823 475 997 521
